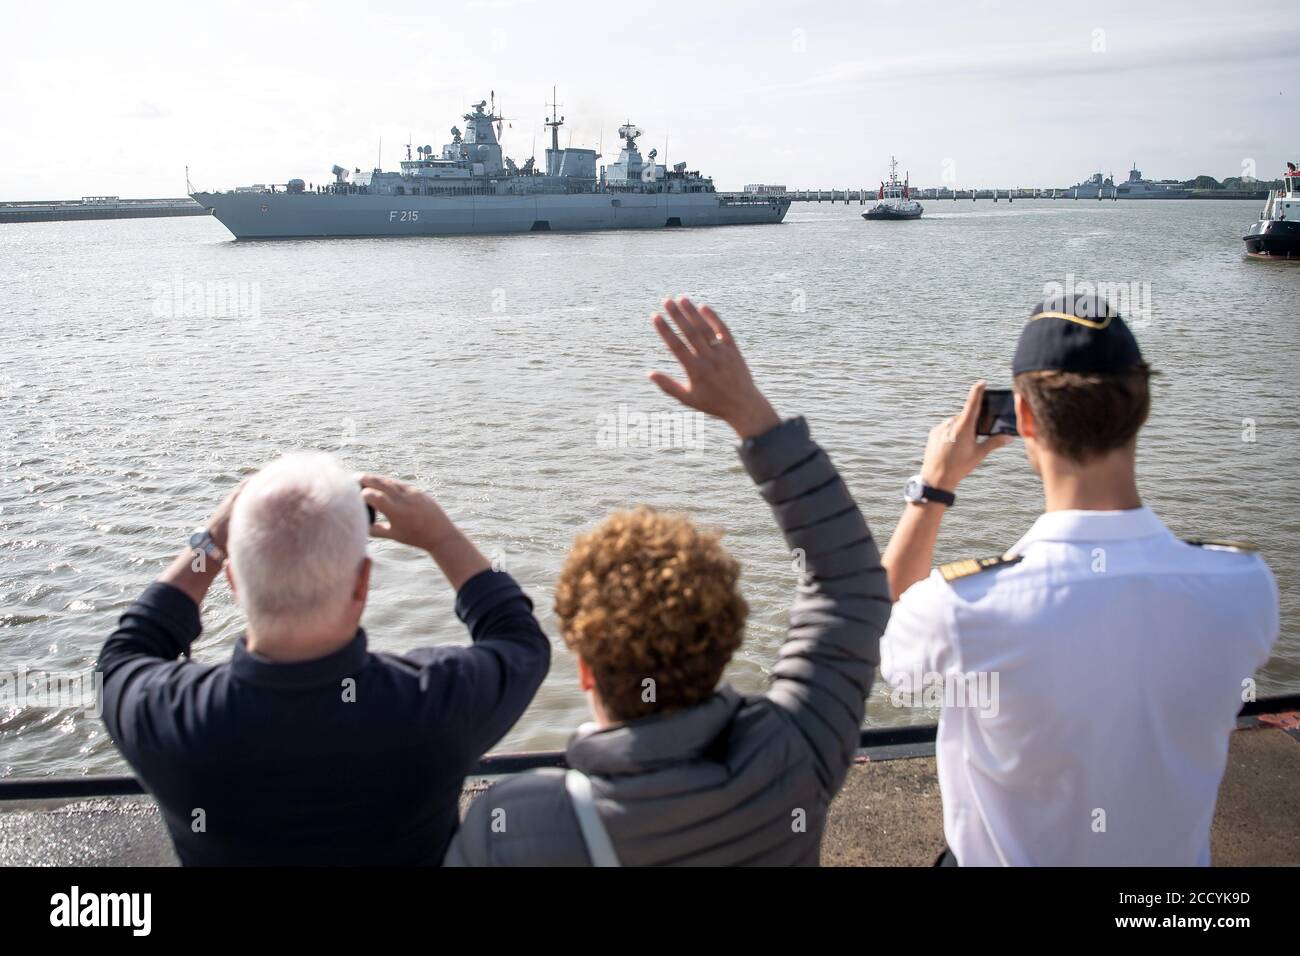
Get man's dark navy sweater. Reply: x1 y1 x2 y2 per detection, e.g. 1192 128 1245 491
97 569 550 866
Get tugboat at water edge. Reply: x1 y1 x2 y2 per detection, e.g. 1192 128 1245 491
1243 163 1300 260
863 157 923 221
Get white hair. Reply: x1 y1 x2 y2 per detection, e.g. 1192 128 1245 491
227 452 368 637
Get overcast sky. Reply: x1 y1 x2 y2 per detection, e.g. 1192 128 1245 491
1 0 1295 199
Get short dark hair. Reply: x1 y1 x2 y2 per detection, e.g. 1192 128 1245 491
1014 365 1153 462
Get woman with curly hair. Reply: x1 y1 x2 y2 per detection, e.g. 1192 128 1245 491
446 297 891 866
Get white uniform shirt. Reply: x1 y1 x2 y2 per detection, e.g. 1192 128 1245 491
879 507 1279 866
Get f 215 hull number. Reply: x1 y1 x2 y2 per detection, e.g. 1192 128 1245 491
389 211 420 222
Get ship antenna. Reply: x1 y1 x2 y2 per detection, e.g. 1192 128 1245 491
544 84 565 156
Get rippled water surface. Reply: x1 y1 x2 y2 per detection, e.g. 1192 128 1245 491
2 199 1297 776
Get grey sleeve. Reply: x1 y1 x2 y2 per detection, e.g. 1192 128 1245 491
443 769 591 867
737 416 891 794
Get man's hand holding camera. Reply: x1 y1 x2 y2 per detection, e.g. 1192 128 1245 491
920 381 1014 494
360 473 490 590
884 381 1013 600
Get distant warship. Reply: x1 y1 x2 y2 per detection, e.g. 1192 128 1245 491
1066 171 1116 199
191 91 790 239
1115 165 1191 199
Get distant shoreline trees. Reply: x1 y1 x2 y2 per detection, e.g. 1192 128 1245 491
1172 175 1285 191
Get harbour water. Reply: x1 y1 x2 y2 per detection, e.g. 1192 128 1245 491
2 199 1297 777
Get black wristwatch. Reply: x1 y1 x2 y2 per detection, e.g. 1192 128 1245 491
904 474 956 507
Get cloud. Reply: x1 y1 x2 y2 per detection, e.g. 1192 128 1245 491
124 100 170 120
741 26 1300 97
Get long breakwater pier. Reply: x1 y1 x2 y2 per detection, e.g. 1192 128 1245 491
0 197 208 224
781 187 1075 203
771 186 1269 203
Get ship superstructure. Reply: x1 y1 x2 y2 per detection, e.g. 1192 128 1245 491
1067 172 1116 199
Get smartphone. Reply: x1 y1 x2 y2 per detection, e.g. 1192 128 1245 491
359 482 377 524
976 388 1018 437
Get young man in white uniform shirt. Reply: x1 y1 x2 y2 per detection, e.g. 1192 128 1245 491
878 294 1279 866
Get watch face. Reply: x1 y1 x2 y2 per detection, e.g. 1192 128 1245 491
189 528 222 559
904 476 924 502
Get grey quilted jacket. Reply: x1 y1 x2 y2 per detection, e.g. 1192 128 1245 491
444 416 890 866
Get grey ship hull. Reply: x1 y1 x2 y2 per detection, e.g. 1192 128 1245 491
192 190 789 239
1117 186 1192 199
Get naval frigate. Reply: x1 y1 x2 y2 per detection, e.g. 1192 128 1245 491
191 92 790 239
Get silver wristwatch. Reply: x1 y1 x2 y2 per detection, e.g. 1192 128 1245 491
188 527 226 563
903 474 957 507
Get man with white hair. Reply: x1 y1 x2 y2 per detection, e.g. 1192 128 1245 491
98 453 550 865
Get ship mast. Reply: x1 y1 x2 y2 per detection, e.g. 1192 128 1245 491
545 86 564 155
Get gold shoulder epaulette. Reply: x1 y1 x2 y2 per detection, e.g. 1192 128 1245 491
1182 538 1258 553
939 552 1022 583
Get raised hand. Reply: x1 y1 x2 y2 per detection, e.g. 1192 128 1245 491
358 473 455 552
647 297 781 439
358 473 489 590
160 479 246 607
920 381 1014 491
205 479 246 555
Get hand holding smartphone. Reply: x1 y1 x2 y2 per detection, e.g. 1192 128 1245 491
976 388 1019 437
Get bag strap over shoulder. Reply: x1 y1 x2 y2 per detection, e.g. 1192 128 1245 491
564 769 622 868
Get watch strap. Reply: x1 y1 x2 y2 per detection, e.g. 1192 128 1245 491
920 483 956 506
906 476 956 507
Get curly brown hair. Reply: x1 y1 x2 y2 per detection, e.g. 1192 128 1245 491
554 507 748 722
